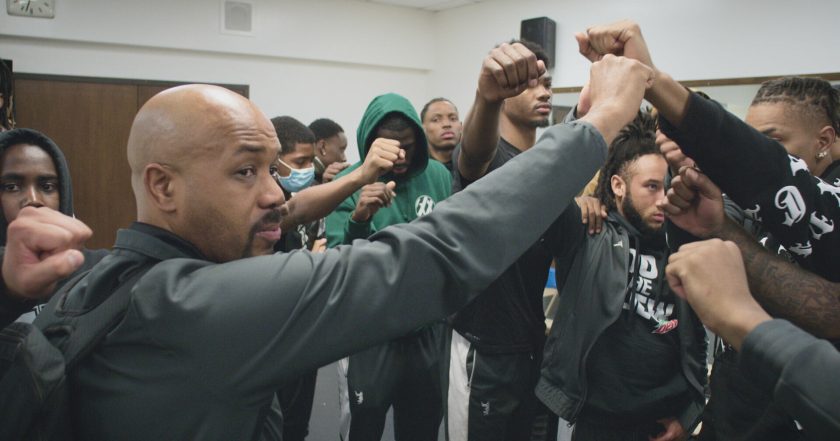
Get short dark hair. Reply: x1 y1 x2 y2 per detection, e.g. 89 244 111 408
271 116 316 154
595 110 660 211
751 77 840 133
420 97 458 123
506 39 549 66
308 118 344 142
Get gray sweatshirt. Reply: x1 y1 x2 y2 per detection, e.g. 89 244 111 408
65 120 607 440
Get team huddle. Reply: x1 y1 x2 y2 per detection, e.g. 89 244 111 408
1 20 838 441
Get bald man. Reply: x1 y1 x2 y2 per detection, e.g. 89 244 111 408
2 55 652 440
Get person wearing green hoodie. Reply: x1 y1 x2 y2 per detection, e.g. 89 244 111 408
326 93 451 441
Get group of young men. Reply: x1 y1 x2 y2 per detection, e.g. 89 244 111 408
1 19 839 441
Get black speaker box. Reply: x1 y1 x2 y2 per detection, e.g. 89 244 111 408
520 17 556 69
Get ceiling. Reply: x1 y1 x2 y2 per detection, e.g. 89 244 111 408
365 0 491 12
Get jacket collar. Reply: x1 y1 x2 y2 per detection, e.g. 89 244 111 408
114 222 207 261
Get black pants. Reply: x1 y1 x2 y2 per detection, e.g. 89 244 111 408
276 370 318 441
698 349 800 441
572 419 664 441
445 329 546 441
339 323 445 441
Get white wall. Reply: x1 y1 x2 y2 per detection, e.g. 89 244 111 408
4 0 840 161
0 0 436 162
430 0 840 118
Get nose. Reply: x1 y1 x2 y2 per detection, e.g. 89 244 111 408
22 185 45 208
260 170 286 209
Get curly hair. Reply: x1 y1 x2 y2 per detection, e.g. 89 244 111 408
594 109 659 211
751 77 840 132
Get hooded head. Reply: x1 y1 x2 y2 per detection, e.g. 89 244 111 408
0 128 74 245
356 93 428 180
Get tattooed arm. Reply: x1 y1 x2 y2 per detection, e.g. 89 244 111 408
716 218 840 340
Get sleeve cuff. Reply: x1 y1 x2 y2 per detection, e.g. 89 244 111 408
347 218 373 240
740 319 809 393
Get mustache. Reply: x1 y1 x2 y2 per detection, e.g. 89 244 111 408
258 209 283 227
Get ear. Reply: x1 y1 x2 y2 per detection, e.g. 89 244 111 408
817 125 836 157
316 139 327 157
611 174 626 199
144 163 178 213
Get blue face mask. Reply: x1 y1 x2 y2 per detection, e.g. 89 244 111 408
276 159 315 193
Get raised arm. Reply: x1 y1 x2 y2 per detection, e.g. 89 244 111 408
662 167 840 338
280 138 400 231
458 43 546 181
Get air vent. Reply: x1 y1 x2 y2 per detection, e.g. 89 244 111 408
221 0 254 36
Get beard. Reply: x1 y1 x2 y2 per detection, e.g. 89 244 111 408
241 208 284 258
622 192 664 242
528 116 550 128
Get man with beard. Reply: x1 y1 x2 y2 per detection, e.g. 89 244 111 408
421 97 462 171
0 51 656 440
445 39 556 441
536 111 706 441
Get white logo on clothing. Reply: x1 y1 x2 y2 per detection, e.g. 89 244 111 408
789 155 810 176
744 204 762 222
788 241 813 257
415 195 435 217
481 401 490 416
817 179 840 207
627 249 676 323
809 212 835 241
354 391 364 405
775 186 806 226
613 241 623 248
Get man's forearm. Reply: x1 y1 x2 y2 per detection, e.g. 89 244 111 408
645 70 691 128
458 91 502 181
718 219 840 339
281 170 366 231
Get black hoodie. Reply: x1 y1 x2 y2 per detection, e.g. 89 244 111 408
0 128 107 325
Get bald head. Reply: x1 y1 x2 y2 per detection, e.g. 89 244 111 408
128 85 271 182
128 85 278 221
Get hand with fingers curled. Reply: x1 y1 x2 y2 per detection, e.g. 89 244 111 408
2 206 92 300
351 181 397 223
575 20 653 68
658 166 725 238
477 42 547 103
359 138 404 185
656 129 695 174
584 54 656 134
322 162 350 184
665 239 771 351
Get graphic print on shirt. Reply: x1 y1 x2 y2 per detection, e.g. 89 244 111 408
775 185 806 227
625 248 677 334
415 195 435 216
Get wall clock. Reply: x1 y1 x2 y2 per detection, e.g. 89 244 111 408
6 0 55 18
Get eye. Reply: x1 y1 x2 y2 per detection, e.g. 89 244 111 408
1 182 20 192
41 182 58 192
237 166 257 178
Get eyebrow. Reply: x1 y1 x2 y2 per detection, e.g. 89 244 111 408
1 173 58 180
760 128 777 136
234 145 267 155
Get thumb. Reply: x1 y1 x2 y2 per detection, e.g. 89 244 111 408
386 181 397 192
684 167 721 200
21 249 84 296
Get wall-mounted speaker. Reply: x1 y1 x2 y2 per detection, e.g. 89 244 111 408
222 0 253 35
520 17 556 69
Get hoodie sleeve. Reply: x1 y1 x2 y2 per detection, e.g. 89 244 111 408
325 189 374 247
740 319 840 440
659 93 840 282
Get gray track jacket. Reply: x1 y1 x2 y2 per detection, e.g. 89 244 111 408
63 121 607 440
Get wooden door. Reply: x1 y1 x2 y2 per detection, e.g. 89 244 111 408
13 75 248 249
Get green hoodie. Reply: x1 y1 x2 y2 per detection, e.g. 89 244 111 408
326 93 451 246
